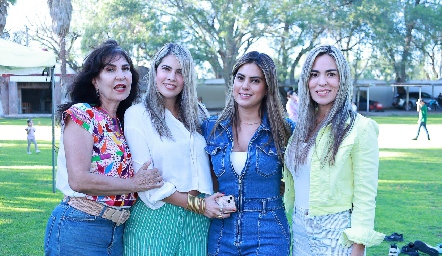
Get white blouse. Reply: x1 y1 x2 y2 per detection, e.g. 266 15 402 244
124 103 213 209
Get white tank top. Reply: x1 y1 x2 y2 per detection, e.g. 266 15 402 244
231 152 247 175
294 146 313 209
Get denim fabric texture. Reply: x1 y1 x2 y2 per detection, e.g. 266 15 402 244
202 113 292 256
44 201 124 256
415 121 430 138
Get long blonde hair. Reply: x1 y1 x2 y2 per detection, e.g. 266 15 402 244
212 51 292 161
143 43 200 139
285 45 356 172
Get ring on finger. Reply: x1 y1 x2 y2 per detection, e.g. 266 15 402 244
217 214 223 219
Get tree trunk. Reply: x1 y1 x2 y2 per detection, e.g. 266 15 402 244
60 36 68 103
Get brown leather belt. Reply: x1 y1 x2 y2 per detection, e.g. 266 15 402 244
65 197 130 226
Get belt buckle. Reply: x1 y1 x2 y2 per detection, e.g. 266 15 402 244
262 200 267 214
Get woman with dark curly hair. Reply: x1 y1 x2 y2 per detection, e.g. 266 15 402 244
44 39 163 256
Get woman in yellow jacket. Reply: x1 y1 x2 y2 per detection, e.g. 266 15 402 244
284 45 384 256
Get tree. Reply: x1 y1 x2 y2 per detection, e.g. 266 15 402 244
268 0 328 86
47 0 72 103
0 0 16 116
366 0 442 83
0 0 16 35
78 0 183 66
162 0 273 87
326 0 379 88
31 15 80 72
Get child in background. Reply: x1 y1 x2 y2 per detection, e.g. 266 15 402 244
25 119 40 154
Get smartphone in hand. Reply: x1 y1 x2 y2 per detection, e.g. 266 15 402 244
216 195 236 213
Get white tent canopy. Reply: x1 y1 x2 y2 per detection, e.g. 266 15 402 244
0 38 56 75
0 39 57 192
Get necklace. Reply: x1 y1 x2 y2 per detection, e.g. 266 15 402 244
242 121 261 125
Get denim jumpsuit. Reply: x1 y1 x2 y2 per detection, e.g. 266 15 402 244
202 114 292 256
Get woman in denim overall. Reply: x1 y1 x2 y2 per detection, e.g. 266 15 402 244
202 51 294 255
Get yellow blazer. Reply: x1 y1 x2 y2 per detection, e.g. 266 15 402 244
283 114 384 247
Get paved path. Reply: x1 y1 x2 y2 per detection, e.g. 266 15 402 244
377 124 441 149
0 125 60 141
1 123 440 149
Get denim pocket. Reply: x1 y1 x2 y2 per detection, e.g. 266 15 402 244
205 144 227 177
256 145 280 177
272 209 291 240
44 211 58 254
64 206 98 222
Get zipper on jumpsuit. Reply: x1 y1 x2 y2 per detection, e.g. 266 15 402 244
235 176 242 246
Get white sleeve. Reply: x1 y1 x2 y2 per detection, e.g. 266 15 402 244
124 107 176 209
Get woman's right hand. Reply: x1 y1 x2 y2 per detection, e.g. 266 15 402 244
203 192 237 219
132 162 163 191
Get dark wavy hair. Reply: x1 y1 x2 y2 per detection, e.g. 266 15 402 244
57 39 139 127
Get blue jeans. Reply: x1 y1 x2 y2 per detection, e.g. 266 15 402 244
208 197 290 255
415 121 430 138
44 201 124 256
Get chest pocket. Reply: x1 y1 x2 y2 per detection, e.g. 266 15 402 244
205 144 227 177
256 145 280 177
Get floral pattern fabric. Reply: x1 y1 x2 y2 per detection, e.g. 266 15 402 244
64 103 137 207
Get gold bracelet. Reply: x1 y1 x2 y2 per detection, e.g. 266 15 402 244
199 198 206 214
186 193 205 215
186 194 195 212
186 194 198 213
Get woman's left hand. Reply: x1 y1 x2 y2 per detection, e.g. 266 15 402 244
350 243 365 256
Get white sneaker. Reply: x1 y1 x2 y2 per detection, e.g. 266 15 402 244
388 244 399 256
27 152 32 154
36 150 41 153
435 244 442 254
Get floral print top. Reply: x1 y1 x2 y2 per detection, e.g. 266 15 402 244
63 103 137 207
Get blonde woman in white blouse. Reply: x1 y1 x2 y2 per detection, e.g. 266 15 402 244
123 43 232 256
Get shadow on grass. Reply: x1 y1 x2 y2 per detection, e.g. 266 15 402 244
1 137 441 255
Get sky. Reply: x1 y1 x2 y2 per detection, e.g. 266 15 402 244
5 0 49 32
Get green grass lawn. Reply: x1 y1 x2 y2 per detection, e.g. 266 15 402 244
0 139 62 256
0 116 441 255
370 113 442 124
0 117 56 126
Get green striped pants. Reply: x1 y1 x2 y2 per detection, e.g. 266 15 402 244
124 199 210 256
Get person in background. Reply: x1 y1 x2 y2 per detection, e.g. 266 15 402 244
202 51 294 255
412 98 430 140
352 102 358 112
286 89 299 122
123 43 230 256
25 118 40 154
284 45 384 256
44 39 163 256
